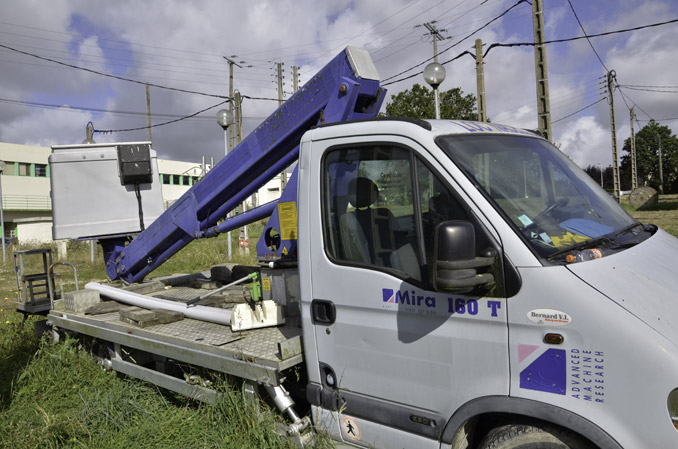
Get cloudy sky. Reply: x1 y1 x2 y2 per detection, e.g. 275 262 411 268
1 0 677 170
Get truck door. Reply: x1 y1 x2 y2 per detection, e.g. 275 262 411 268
304 135 509 446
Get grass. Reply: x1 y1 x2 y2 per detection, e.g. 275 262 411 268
0 199 676 448
621 193 678 237
0 333 302 449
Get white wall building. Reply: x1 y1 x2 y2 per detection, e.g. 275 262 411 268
0 142 283 244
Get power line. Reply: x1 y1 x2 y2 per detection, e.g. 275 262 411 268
0 96 233 120
619 86 678 94
93 99 230 134
621 84 678 89
382 50 473 86
0 21 228 60
483 17 678 57
552 97 607 124
305 0 424 66
373 0 472 63
0 42 229 99
382 0 526 83
566 0 608 72
0 43 275 82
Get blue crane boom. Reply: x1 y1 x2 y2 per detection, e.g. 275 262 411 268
100 47 386 283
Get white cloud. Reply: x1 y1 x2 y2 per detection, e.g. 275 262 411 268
0 0 676 169
556 115 610 168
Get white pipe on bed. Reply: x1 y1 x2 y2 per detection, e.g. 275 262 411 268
85 282 232 325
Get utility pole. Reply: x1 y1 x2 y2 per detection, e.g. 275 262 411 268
423 22 446 62
475 39 487 122
223 57 243 151
607 70 621 200
630 107 638 190
233 90 249 255
292 66 299 92
658 135 664 194
145 83 152 142
234 91 243 144
532 0 552 142
223 57 242 261
276 62 287 190
276 62 284 107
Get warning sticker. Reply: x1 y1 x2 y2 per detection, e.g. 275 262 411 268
341 416 362 441
278 202 298 240
281 246 288 256
262 277 271 291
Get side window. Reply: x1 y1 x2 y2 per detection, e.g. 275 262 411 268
322 144 501 294
323 145 422 281
416 158 470 267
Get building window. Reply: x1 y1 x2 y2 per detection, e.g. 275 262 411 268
162 174 172 185
181 176 190 186
18 163 30 176
35 164 47 177
2 161 15 176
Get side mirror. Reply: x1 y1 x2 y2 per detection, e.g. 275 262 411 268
434 221 496 291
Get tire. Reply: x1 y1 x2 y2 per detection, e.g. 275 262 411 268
478 423 595 449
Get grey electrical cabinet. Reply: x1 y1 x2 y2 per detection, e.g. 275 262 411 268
49 141 165 240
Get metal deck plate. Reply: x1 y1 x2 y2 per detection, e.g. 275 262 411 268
63 308 301 364
48 281 304 386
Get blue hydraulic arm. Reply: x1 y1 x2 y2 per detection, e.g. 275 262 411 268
101 46 385 283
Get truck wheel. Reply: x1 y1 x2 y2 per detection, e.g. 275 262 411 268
478 423 594 449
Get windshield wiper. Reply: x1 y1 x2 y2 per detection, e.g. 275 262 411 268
546 235 615 261
547 222 652 261
615 222 652 237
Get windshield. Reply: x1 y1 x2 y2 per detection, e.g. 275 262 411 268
437 133 641 261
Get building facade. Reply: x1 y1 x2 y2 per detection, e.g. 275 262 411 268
0 142 283 244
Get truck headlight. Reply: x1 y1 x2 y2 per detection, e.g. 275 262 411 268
669 389 678 430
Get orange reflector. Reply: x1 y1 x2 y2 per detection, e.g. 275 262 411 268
673 422 678 432
544 333 564 345
565 254 575 263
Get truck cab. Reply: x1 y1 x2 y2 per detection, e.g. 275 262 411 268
297 118 678 449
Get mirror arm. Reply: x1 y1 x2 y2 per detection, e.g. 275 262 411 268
437 256 494 270
437 273 495 290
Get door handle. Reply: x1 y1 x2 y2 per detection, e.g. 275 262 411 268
311 299 336 325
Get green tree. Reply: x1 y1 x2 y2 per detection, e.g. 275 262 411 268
384 83 478 120
620 120 678 193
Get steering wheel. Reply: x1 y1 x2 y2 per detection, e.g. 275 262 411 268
521 197 570 237
531 197 569 224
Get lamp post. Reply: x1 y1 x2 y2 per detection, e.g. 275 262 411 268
423 62 446 119
216 109 235 260
81 123 96 261
216 109 233 156
0 161 5 263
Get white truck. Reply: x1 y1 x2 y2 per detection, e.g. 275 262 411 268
47 47 678 449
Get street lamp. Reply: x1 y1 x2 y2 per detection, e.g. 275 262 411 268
216 109 234 156
216 109 235 260
0 161 5 263
423 62 446 119
82 121 96 144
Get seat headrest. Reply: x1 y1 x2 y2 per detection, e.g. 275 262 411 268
348 177 379 208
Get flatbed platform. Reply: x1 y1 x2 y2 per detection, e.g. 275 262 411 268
47 281 303 388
